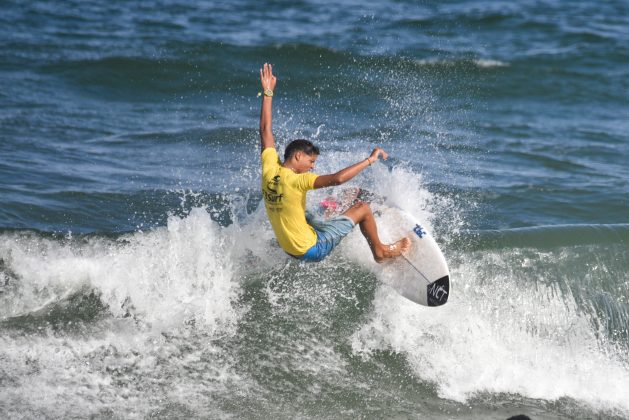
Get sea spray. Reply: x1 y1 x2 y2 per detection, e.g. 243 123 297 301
0 207 242 334
350 243 629 416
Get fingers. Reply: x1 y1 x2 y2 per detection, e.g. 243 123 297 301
260 63 276 90
260 64 266 81
260 63 273 78
370 147 389 162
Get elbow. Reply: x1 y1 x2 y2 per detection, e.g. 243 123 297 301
333 174 345 185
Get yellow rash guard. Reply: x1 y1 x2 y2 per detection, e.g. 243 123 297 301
261 147 318 255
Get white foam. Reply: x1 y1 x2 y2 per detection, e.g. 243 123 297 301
0 207 256 416
474 59 509 68
350 247 629 415
0 325 245 418
0 207 242 334
316 159 629 415
413 58 509 68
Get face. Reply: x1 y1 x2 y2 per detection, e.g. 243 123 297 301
294 151 318 173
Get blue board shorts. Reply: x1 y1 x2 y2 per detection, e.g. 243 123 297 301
297 214 355 262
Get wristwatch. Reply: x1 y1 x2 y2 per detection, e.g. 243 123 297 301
263 89 274 97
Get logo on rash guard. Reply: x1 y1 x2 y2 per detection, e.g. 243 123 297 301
264 175 283 203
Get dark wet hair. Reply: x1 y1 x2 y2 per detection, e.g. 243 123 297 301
284 139 320 161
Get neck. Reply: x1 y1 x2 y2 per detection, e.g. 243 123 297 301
282 161 297 172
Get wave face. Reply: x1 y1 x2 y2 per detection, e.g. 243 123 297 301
1 0 628 418
2 168 628 419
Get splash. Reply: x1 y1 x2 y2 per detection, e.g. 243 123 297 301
350 244 629 416
0 208 242 334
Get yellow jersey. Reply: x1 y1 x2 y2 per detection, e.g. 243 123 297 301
261 147 318 255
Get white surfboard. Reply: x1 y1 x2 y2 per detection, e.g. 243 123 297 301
318 187 450 307
375 207 450 307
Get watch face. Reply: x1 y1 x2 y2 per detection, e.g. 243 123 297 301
264 89 273 97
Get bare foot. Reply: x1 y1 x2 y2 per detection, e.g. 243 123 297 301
375 237 411 263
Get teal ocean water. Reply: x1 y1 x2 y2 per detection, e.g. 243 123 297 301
1 1 628 418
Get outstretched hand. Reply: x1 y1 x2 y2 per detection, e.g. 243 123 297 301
260 63 277 92
369 147 388 164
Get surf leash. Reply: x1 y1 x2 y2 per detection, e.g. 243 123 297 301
401 254 431 285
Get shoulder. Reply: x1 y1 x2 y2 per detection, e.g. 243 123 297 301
261 147 277 158
294 172 318 190
261 147 280 167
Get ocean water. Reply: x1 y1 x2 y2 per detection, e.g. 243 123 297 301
1 0 628 418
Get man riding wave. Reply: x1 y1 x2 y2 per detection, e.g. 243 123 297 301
259 63 410 262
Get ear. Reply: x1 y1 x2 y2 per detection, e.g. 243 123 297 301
294 151 302 161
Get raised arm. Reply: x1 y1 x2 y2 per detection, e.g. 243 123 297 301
259 63 277 152
313 147 388 189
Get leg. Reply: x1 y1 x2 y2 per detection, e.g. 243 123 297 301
343 202 410 263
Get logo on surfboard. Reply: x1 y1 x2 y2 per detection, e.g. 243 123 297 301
427 276 449 306
413 224 426 238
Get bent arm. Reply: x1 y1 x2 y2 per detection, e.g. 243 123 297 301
259 63 277 152
313 147 388 189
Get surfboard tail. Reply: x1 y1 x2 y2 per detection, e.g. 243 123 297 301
427 275 449 307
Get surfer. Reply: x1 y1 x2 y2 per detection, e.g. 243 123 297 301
259 63 410 263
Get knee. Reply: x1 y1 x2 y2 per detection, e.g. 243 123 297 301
352 201 370 214
344 201 371 223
